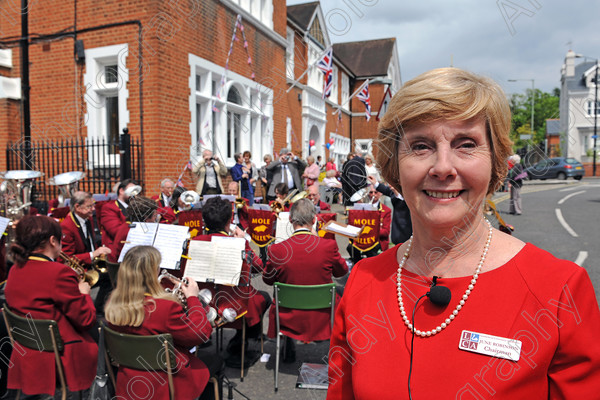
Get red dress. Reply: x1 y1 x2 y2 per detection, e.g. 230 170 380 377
4 257 98 395
109 296 213 400
264 231 348 341
327 243 600 399
192 232 268 327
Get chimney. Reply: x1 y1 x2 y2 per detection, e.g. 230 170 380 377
564 49 576 77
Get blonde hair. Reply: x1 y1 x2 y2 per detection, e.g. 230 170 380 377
326 169 337 178
104 246 178 327
376 68 513 195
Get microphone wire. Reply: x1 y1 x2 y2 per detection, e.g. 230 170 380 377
408 293 428 400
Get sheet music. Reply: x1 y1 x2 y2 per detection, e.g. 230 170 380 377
185 237 245 285
0 216 10 237
118 222 159 262
185 241 215 282
353 203 375 211
325 221 362 237
252 204 271 211
154 224 189 270
212 237 245 286
275 212 294 243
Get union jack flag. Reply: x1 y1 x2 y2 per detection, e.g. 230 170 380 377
316 47 333 99
356 81 371 121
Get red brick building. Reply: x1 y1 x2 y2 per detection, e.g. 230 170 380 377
0 0 400 199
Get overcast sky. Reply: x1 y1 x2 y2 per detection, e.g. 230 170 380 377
287 0 600 96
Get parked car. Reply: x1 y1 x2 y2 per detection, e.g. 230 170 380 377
524 157 585 180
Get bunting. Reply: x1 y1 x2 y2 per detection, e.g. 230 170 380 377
217 14 257 100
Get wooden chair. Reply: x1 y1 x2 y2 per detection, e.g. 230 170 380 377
273 282 336 392
2 305 67 400
101 323 220 400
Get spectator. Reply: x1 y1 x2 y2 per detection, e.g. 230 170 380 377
231 152 256 205
302 155 320 188
192 150 227 195
508 154 525 215
265 147 306 201
364 154 380 182
322 169 342 204
258 154 273 202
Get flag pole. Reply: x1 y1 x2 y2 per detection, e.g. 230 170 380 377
286 46 332 93
332 79 370 115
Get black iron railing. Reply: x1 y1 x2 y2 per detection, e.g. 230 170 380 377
5 137 143 204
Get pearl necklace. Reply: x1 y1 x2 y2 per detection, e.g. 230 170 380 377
396 219 493 338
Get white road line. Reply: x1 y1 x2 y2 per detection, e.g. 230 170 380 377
574 251 588 267
555 208 578 237
558 190 586 205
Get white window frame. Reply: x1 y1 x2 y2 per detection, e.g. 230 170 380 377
83 43 130 167
586 100 600 116
226 0 273 29
341 73 350 111
307 43 322 93
189 54 273 167
0 49 12 68
286 28 295 80
329 132 350 166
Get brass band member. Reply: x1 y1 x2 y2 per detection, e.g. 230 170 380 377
100 179 137 247
60 191 112 266
5 216 97 397
105 246 219 400
109 196 159 263
193 197 271 366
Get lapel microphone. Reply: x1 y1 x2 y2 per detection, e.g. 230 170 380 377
427 276 452 307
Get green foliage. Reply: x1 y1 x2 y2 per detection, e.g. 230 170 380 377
509 88 560 150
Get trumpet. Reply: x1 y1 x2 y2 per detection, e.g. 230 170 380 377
59 251 99 286
157 270 238 325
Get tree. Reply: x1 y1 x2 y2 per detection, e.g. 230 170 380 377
509 88 560 150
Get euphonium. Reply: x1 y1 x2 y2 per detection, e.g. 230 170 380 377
59 251 99 286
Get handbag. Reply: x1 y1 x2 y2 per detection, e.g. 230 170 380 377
89 327 114 400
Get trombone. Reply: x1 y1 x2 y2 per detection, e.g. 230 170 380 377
270 189 298 213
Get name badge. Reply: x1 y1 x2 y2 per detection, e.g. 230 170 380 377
458 330 522 361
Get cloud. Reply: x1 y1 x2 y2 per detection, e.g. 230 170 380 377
287 0 600 92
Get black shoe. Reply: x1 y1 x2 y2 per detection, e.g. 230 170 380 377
282 337 296 363
225 350 260 369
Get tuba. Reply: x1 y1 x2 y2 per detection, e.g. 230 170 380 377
59 251 99 286
1 170 44 245
46 171 85 208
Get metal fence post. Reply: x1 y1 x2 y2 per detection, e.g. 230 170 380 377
120 127 132 181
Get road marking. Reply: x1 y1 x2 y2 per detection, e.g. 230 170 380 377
555 208 578 237
560 185 585 192
574 251 588 267
558 190 586 205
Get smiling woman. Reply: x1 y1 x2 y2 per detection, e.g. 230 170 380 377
327 68 600 399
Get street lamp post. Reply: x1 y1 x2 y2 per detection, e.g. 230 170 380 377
508 79 535 158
